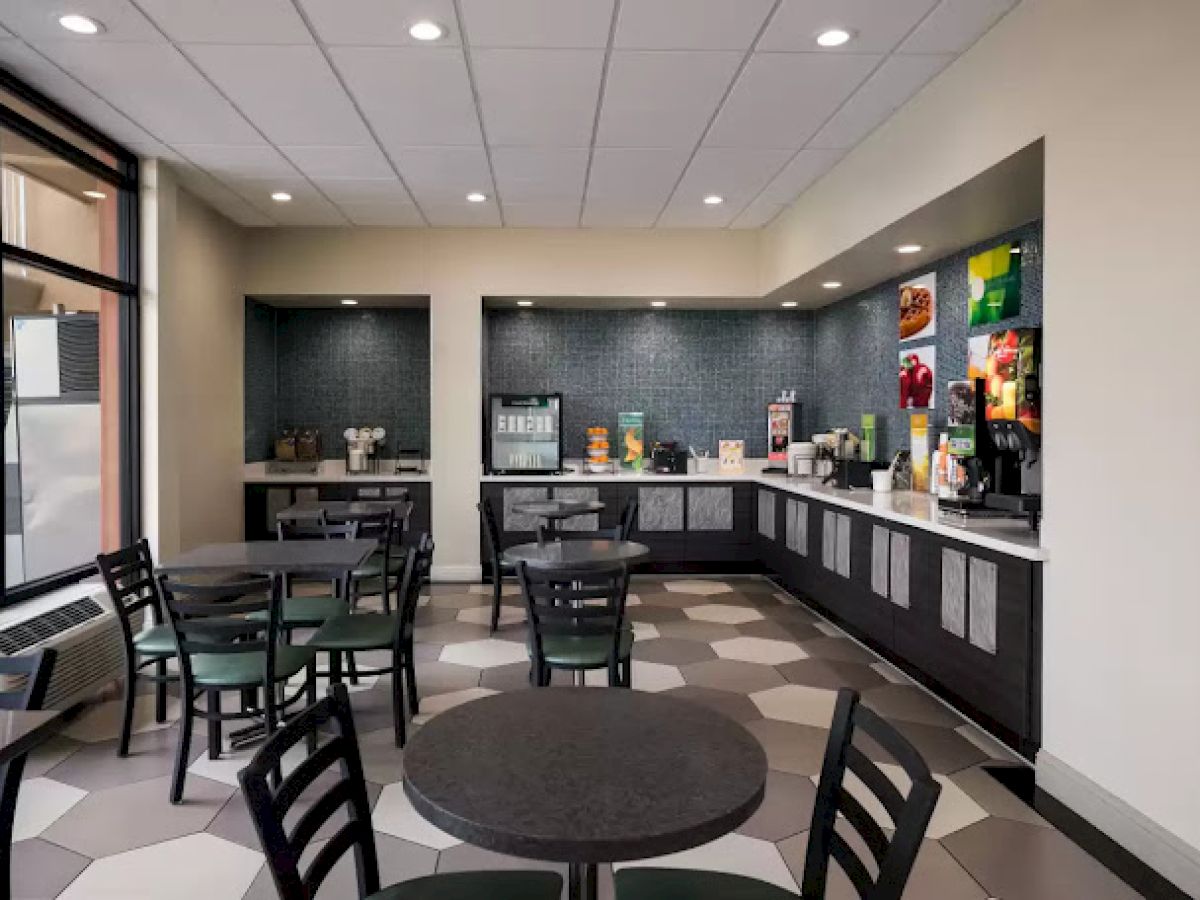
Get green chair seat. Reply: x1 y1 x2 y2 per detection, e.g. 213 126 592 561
190 645 314 688
357 548 406 577
308 612 407 651
369 871 562 900
539 628 633 667
613 869 797 900
246 594 346 626
132 624 176 657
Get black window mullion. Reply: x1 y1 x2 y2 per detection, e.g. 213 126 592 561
1 243 135 295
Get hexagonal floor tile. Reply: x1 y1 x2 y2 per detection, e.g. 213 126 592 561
685 604 765 625
207 778 381 852
662 579 734 596
440 638 529 668
414 621 493 644
13 777 87 841
436 841 568 880
57 832 262 900
680 659 786 695
24 735 81 779
616 832 797 892
373 782 462 850
870 660 911 684
479 661 573 691
631 621 659 642
662 686 763 724
713 636 809 666
60 693 180 744
776 658 886 692
799 637 877 665
633 637 717 666
750 684 839 728
655 619 740 642
467 582 521 597
188 737 309 789
456 605 526 628
414 660 483 698
735 619 821 643
11 838 90 900
43 725 203 792
954 723 1021 761
738 770 817 842
811 620 844 637
583 661 685 692
744 719 831 776
44 774 232 858
624 592 643 606
626 605 688 624
875 720 988 774
860 684 964 729
412 687 498 724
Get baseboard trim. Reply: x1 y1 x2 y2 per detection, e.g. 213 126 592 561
1037 751 1199 898
431 564 483 582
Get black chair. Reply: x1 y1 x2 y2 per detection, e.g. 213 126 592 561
1 649 56 900
96 540 177 757
614 689 941 900
333 505 408 613
306 534 433 746
610 497 639 541
271 521 359 629
478 498 515 633
161 575 316 804
239 683 563 900
517 562 632 688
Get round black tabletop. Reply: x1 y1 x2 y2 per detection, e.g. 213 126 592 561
512 499 606 519
402 688 766 864
504 539 650 570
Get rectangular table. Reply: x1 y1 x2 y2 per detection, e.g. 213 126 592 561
276 498 409 523
159 539 377 575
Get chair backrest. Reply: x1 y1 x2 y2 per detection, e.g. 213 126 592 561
96 539 168 640
477 498 503 565
238 684 380 900
517 562 629 664
611 498 638 541
159 577 280 685
0 648 56 712
277 520 359 542
801 689 941 900
396 533 434 638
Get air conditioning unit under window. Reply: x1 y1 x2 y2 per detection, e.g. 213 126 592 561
0 580 126 709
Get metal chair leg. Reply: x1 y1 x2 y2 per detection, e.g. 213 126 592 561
170 696 194 804
403 640 419 714
117 656 137 758
154 658 168 722
392 648 407 748
207 691 222 760
490 573 502 633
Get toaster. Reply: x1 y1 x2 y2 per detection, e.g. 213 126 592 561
651 442 689 474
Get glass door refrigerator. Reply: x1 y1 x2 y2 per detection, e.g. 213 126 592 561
487 393 564 474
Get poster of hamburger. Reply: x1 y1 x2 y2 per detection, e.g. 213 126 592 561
899 272 936 342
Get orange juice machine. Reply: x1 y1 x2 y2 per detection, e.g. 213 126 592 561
765 393 800 474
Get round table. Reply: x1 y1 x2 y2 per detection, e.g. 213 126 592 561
504 538 650 571
512 499 606 537
402 689 767 900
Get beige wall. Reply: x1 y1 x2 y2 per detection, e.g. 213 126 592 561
141 161 245 559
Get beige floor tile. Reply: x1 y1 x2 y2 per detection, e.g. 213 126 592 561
616 832 798 892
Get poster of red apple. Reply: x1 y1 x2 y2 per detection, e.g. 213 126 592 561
899 347 936 409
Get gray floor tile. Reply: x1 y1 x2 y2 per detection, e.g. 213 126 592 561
870 719 988 775
45 726 204 792
625 605 689 625
941 816 1142 899
662 686 763 724
679 659 786 694
633 637 717 665
775 658 887 692
737 770 816 842
736 619 823 643
357 725 407 786
22 735 83 780
797 637 878 665
653 619 740 642
860 684 965 729
947 765 1051 827
744 719 831 776
208 781 381 852
413 621 492 644
10 838 91 900
414 661 485 697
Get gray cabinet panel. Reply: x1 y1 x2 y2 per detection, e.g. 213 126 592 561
941 548 967 637
503 486 549 532
785 498 808 556
890 533 910 609
822 510 837 571
689 486 733 531
639 486 684 532
969 558 998 654
757 490 776 539
871 525 890 597
553 486 599 531
836 514 852 578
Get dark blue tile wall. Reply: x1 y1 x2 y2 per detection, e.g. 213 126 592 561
813 219 1043 459
244 305 430 462
244 299 277 463
486 309 815 458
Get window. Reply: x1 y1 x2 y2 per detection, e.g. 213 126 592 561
2 70 138 604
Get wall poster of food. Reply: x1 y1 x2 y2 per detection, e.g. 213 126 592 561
899 347 936 409
946 381 976 456
967 334 990 381
982 327 1041 433
968 241 1022 326
618 411 645 470
899 272 936 341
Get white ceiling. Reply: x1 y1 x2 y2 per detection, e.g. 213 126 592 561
0 0 1017 229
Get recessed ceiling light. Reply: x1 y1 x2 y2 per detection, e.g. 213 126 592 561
409 20 444 41
822 281 842 289
271 191 292 203
517 300 534 307
703 195 724 205
82 189 107 200
466 192 487 203
816 28 852 47
651 301 667 308
781 301 799 308
340 298 358 306
896 244 923 254
59 14 103 35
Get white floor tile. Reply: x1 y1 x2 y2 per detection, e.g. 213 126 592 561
583 661 684 692
870 661 910 685
373 783 462 850
713 636 808 665
616 832 798 892
750 684 839 728
411 687 498 725
439 638 528 668
13 777 87 841
685 604 764 625
631 622 659 642
187 740 307 789
812 621 843 638
663 580 734 596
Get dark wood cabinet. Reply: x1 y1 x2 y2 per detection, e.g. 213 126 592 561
244 480 432 544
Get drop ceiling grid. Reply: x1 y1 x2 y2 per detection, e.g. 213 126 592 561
0 0 1017 229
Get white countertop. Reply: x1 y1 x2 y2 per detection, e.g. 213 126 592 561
244 460 431 483
481 463 1045 561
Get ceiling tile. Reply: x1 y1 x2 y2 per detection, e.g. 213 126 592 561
26 41 259 144
0 0 163 42
580 203 656 228
502 203 581 228
170 162 278 226
584 147 690 220
460 0 614 48
758 147 845 203
184 44 372 146
227 176 349 225
809 53 952 149
135 0 312 45
392 145 493 206
282 145 394 179
336 200 424 227
704 52 879 148
759 0 939 54
596 50 741 148
295 0 460 47
173 143 296 178
472 49 604 147
312 177 411 203
898 0 1017 55
614 0 775 51
729 196 784 229
657 147 792 226
491 147 587 204
422 202 501 228
330 46 481 148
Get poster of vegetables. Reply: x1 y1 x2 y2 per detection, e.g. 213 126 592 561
899 272 936 342
968 241 1022 326
899 347 936 409
982 328 1041 433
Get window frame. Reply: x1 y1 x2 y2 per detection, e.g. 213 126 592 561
1 67 140 606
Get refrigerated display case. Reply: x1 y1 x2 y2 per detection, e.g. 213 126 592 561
486 393 563 474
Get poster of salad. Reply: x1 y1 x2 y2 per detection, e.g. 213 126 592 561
899 347 936 409
968 241 1022 326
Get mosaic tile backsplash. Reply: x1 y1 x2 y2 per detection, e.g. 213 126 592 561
485 309 816 458
244 303 430 462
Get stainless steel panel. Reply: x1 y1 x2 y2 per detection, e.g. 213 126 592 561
688 486 733 531
969 557 998 654
785 498 808 556
889 532 910 609
639 486 684 531
836 514 852 578
822 510 837 571
553 486 600 531
503 487 549 531
757 490 776 539
941 548 967 638
871 525 890 597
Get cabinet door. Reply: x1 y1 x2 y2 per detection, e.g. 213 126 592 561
503 486 549 533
